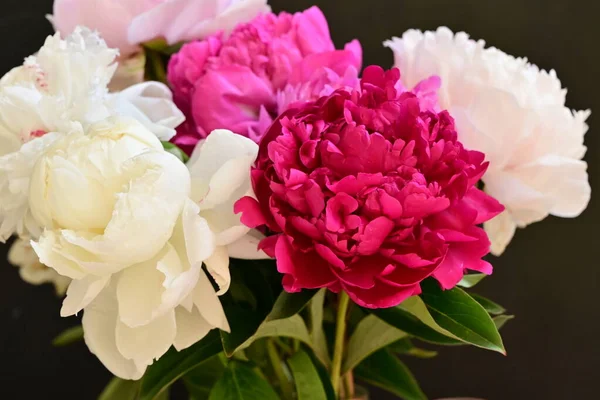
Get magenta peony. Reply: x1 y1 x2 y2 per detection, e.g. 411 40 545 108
167 6 362 153
235 66 504 309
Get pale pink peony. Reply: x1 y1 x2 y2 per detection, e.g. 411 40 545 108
235 66 504 309
52 0 269 57
167 6 362 152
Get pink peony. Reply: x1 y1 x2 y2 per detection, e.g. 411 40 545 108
235 66 504 309
167 6 362 152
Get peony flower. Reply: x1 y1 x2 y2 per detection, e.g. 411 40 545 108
52 0 270 58
8 238 70 295
27 117 228 379
167 6 362 151
0 27 183 241
236 66 504 309
385 27 591 255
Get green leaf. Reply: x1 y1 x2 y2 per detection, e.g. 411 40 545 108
287 350 328 400
389 338 438 359
470 293 507 315
420 280 505 354
224 314 312 356
493 315 515 330
371 296 462 346
139 330 223 400
355 349 427 400
98 377 140 400
183 355 227 400
308 289 330 367
267 290 317 322
457 274 487 288
161 141 189 163
343 315 407 374
208 361 280 400
221 279 317 357
304 350 336 400
52 325 83 347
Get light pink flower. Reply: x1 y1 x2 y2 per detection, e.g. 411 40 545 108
236 66 504 309
52 0 269 57
167 6 362 151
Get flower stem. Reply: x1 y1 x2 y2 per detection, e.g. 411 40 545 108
330 291 351 397
267 339 293 400
343 370 356 399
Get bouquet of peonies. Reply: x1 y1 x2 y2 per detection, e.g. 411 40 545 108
2 1 591 399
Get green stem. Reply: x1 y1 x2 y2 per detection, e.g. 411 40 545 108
330 291 350 397
267 339 294 400
343 370 355 399
146 49 167 84
274 338 294 355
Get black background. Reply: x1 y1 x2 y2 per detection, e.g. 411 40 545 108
1 0 598 399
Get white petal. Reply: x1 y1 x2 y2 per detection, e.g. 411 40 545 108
170 199 215 268
227 230 270 260
514 155 590 218
193 270 230 332
109 82 185 141
203 246 230 296
31 233 88 280
116 310 177 368
188 129 258 205
83 285 144 380
51 150 190 274
61 275 110 317
173 306 212 351
484 211 517 257
484 171 550 227
117 242 201 328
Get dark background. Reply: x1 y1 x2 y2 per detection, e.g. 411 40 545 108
1 0 598 399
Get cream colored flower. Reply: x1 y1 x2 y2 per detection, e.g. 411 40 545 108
385 27 591 255
0 27 183 241
27 117 227 379
8 238 70 295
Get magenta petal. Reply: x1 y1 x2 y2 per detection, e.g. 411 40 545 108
433 251 465 290
344 280 419 309
235 196 267 228
463 187 505 225
192 65 276 139
356 217 394 255
275 235 337 291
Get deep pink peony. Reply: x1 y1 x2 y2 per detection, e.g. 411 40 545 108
235 66 504 309
167 6 362 153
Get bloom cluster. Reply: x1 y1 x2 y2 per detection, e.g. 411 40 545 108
2 0 590 390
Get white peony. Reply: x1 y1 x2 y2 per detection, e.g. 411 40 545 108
27 117 228 380
0 27 183 241
8 238 70 295
186 129 267 295
385 27 591 255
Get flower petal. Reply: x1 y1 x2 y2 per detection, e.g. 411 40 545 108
82 284 144 380
192 270 230 332
203 246 230 296
61 275 110 317
227 230 270 260
173 305 212 351
115 310 177 369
